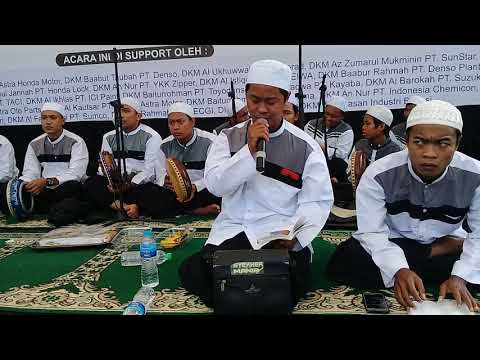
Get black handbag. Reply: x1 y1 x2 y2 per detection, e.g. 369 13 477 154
212 249 294 315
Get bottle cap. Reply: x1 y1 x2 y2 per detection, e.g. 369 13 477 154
143 229 153 237
126 301 145 314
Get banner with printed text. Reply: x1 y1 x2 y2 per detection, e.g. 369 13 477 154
0 45 479 125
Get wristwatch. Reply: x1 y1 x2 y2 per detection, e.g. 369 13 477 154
46 177 57 186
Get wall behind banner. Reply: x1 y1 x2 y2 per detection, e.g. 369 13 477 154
2 105 479 176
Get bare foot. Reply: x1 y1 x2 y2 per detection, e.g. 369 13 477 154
430 235 464 257
123 204 140 219
189 204 221 216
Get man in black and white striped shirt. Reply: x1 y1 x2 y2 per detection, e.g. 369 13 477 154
327 100 480 312
83 97 162 217
20 102 88 217
304 96 353 182
130 102 221 219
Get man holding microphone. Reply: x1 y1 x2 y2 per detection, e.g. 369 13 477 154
178 59 334 308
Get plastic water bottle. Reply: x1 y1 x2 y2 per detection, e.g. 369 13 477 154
121 250 172 266
122 286 155 315
140 229 159 288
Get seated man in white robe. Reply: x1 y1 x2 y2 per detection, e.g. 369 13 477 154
328 100 480 312
179 59 334 308
0 135 19 215
20 102 89 224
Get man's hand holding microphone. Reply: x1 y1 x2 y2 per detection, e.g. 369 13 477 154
248 118 269 173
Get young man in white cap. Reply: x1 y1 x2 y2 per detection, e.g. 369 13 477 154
0 135 19 215
347 105 402 177
304 96 354 182
83 97 162 217
283 93 300 126
179 59 334 308
20 102 88 220
327 100 480 312
131 101 221 219
213 99 249 135
390 95 427 149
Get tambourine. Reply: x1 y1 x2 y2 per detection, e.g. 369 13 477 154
166 158 193 203
350 150 367 194
99 151 122 191
6 178 34 220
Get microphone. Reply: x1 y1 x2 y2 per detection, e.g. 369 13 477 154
255 118 268 173
256 139 266 173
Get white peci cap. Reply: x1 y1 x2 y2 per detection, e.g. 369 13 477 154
287 93 299 107
41 102 65 118
246 59 292 92
326 95 348 113
121 97 141 114
366 105 394 127
406 100 462 133
167 102 195 118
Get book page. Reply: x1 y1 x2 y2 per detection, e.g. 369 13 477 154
256 216 309 247
408 300 474 315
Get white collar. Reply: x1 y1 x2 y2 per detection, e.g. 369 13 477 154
176 128 197 148
407 156 449 185
46 130 65 145
123 123 142 136
270 119 286 138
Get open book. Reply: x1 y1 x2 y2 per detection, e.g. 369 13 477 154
255 216 315 247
